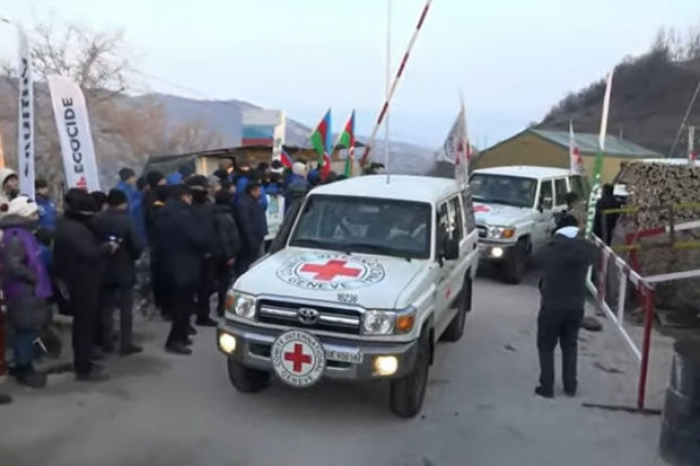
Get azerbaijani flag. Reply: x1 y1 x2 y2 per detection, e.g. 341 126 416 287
338 110 356 177
310 109 332 180
280 148 293 168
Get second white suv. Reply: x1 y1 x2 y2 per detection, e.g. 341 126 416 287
470 166 588 283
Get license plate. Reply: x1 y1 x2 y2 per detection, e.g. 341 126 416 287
326 349 363 364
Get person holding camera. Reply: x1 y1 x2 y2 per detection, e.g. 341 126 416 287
92 189 145 356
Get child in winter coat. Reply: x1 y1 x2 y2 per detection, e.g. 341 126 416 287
1 196 53 388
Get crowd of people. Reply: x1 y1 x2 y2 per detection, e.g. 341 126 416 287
0 155 362 403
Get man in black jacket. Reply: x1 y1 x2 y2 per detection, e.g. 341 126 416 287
593 184 621 245
92 189 145 356
54 190 117 381
234 180 267 276
213 189 241 317
186 176 219 327
536 215 596 398
155 185 208 355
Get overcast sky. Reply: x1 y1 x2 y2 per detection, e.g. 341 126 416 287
2 0 700 148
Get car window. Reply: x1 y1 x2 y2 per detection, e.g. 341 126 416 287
554 178 568 207
569 175 588 199
461 187 476 233
448 196 464 241
538 180 554 210
290 195 432 259
470 174 537 208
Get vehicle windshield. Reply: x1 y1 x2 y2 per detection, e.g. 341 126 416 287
470 174 537 208
289 195 432 259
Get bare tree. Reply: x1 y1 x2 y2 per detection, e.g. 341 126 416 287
0 22 223 189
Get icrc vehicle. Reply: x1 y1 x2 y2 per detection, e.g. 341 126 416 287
471 166 588 283
217 175 479 417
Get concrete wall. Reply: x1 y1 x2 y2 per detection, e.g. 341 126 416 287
473 132 630 183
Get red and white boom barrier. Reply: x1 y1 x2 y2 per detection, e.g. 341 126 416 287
360 0 433 166
586 235 655 409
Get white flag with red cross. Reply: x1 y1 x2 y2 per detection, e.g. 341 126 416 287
569 120 585 175
435 102 470 187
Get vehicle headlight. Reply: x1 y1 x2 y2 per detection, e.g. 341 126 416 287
487 226 516 239
230 292 256 319
363 311 395 335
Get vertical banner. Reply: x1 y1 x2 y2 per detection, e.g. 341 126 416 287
17 25 35 199
585 69 615 238
569 121 585 175
47 76 101 192
0 130 5 168
271 112 286 164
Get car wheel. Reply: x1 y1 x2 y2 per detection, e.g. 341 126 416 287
390 329 430 418
501 242 527 284
227 359 270 393
441 277 471 342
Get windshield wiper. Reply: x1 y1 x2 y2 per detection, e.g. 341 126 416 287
292 238 333 249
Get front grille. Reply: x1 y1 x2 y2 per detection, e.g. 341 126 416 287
477 225 487 238
257 299 361 335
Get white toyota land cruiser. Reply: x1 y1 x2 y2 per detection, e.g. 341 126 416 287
470 166 588 284
217 175 478 417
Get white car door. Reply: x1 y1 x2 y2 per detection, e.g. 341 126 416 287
532 179 555 248
434 201 453 336
553 177 570 217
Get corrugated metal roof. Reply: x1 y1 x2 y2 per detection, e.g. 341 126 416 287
532 129 663 158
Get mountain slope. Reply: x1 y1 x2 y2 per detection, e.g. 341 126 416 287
539 50 700 155
133 93 435 175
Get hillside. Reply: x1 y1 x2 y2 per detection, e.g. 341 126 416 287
539 50 700 155
129 93 435 175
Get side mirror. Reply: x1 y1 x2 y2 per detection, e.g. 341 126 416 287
443 237 460 261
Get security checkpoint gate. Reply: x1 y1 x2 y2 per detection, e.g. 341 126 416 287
586 235 656 410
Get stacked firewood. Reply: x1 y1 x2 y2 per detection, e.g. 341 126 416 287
612 161 700 317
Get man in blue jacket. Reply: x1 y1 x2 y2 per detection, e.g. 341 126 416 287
115 168 144 240
35 179 57 231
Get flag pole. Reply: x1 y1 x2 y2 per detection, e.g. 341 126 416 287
585 68 615 239
385 0 392 184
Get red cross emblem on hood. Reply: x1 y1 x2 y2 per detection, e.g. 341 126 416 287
300 259 362 281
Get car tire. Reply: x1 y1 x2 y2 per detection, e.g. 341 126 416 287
227 359 270 393
390 329 430 418
501 241 527 284
441 277 472 342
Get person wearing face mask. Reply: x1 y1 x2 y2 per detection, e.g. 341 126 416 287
0 168 20 216
1 196 53 388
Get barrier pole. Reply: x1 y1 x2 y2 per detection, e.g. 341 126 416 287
616 268 627 325
637 286 656 410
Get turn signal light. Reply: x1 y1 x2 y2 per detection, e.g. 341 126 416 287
225 292 235 312
502 228 516 239
396 314 415 333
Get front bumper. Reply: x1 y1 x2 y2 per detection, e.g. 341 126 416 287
478 241 516 262
217 320 419 381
